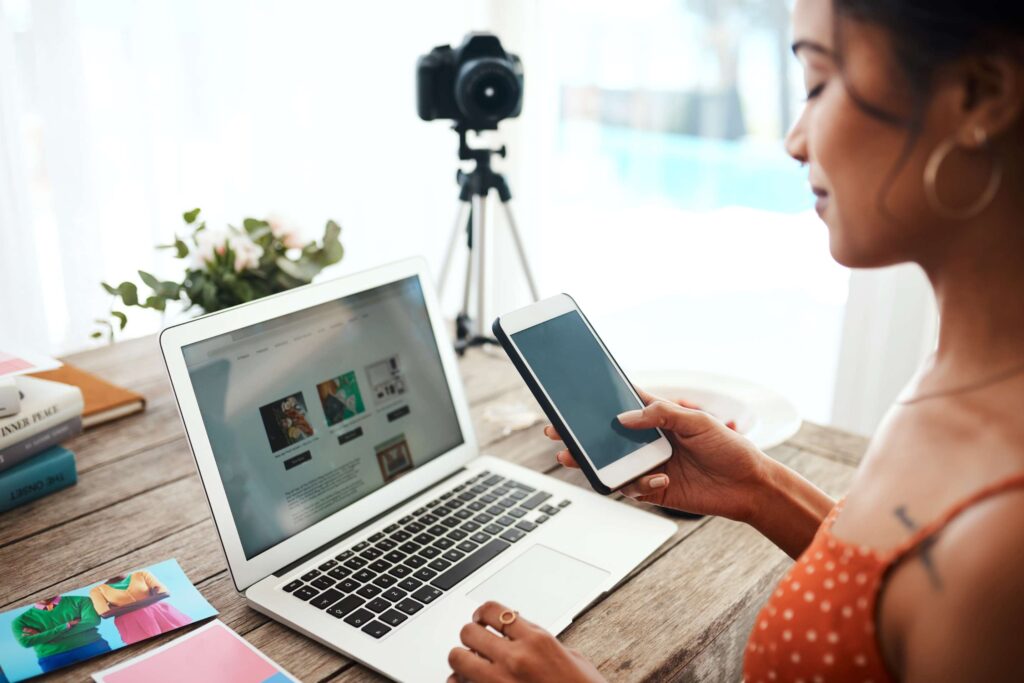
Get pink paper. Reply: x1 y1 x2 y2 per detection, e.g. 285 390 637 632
101 622 282 683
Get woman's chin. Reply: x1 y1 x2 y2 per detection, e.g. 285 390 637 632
827 232 905 270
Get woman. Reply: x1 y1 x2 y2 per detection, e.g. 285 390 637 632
88 570 190 645
448 0 1024 680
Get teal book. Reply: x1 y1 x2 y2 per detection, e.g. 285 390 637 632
0 445 77 513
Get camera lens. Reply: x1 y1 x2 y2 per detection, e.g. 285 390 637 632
455 58 521 124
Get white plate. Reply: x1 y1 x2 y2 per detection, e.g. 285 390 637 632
630 370 802 451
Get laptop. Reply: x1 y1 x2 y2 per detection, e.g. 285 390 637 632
160 257 675 682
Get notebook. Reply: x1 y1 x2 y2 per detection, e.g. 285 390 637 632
31 363 145 428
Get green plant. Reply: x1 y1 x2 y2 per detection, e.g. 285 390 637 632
94 208 344 341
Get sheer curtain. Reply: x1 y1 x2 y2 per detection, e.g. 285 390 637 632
0 5 47 351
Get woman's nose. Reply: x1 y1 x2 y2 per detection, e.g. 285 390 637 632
785 113 809 165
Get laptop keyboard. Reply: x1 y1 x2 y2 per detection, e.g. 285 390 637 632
280 471 572 640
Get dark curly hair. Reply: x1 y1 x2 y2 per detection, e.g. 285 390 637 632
828 1 1024 215
833 0 1024 127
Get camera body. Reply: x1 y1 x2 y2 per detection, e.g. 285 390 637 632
417 32 523 130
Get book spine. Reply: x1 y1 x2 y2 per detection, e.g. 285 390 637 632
0 446 77 513
0 416 83 473
0 385 83 450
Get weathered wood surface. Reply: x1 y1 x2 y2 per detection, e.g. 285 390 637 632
0 335 867 682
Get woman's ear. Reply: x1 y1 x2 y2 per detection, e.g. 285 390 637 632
956 54 1024 146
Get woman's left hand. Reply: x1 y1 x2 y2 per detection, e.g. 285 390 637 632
447 601 605 683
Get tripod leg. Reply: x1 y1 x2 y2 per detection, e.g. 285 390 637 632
472 192 487 334
460 203 474 323
498 200 541 301
439 201 470 300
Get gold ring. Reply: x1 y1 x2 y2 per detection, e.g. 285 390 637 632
498 609 518 633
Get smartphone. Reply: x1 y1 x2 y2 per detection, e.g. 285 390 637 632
492 294 672 495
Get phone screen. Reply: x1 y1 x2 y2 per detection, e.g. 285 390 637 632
511 310 660 469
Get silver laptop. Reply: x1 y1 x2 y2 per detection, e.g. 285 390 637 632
160 257 675 682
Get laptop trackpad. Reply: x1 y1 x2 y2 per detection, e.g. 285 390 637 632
466 545 610 626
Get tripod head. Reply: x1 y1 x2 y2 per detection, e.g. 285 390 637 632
454 126 512 202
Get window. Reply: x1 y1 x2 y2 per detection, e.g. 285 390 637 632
500 0 850 423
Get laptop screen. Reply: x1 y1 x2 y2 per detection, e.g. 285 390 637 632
181 275 464 559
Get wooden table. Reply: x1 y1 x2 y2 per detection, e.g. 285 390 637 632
0 336 868 682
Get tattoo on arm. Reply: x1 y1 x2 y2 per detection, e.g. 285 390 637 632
894 505 943 591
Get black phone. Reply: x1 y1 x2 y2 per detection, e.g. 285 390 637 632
492 294 671 495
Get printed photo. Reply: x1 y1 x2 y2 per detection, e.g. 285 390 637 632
375 434 414 483
365 355 407 404
0 559 216 682
259 392 314 453
315 372 366 426
92 620 297 683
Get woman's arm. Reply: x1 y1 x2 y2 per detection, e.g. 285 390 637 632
550 395 836 559
12 617 73 647
89 586 112 618
899 494 1024 682
743 457 835 559
140 571 169 596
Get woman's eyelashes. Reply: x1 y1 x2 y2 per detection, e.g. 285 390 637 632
804 82 826 101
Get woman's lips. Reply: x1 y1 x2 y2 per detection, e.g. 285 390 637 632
812 186 829 216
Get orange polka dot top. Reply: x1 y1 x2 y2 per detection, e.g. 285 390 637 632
743 473 1024 683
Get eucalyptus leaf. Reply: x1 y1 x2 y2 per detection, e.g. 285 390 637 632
117 282 139 306
275 256 317 282
183 208 201 224
159 280 181 299
324 219 341 243
243 218 269 233
111 311 127 330
144 296 166 312
202 281 218 311
138 270 160 290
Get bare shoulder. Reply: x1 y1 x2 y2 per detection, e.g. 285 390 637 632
899 488 1024 682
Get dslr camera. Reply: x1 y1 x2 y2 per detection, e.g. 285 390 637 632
417 32 524 130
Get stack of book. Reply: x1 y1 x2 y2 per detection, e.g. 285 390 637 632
0 376 83 512
0 363 146 513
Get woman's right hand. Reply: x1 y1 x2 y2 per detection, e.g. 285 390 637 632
544 389 771 522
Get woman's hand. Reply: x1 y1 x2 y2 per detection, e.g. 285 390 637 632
448 601 604 683
545 389 770 522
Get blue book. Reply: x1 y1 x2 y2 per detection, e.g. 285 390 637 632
0 445 77 513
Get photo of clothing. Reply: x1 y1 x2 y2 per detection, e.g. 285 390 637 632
259 392 315 452
316 371 366 426
11 596 110 673
88 571 190 645
0 559 215 682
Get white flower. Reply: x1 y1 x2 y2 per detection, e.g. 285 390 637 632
268 215 305 250
193 229 230 268
228 234 264 272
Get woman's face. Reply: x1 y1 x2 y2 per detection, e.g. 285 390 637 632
786 0 974 268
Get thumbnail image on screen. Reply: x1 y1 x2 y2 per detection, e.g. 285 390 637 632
316 371 366 426
259 392 315 452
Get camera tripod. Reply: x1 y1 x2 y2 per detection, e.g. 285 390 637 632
438 128 540 354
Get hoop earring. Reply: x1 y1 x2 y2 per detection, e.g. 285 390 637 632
923 128 1002 221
